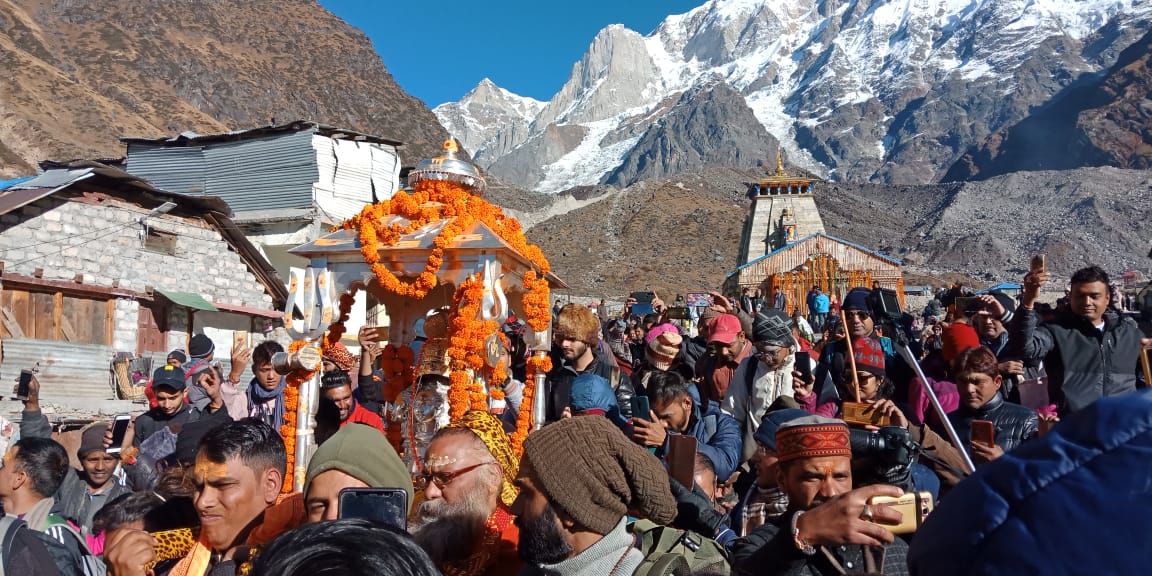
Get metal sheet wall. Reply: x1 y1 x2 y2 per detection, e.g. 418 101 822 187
203 130 317 213
1 338 117 402
125 145 206 195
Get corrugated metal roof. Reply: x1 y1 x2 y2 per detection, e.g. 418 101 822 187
124 144 206 195
121 120 404 147
1 339 119 402
202 129 317 213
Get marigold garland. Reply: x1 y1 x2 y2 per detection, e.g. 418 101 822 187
511 353 551 457
337 176 554 457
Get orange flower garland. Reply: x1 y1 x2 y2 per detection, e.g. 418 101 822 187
379 344 416 454
338 176 553 456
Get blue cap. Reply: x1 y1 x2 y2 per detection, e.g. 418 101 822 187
843 288 872 312
754 408 810 451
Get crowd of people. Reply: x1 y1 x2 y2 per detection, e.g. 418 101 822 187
1 262 1150 575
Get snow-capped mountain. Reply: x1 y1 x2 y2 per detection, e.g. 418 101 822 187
437 0 1152 192
433 78 545 166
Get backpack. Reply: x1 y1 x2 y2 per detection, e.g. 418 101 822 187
629 519 730 576
0 516 84 576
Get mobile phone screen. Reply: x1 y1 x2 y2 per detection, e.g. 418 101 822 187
631 396 651 421
108 416 131 454
795 351 812 383
338 488 408 530
16 370 33 400
971 420 995 446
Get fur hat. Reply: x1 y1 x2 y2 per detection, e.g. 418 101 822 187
520 415 676 535
555 304 600 345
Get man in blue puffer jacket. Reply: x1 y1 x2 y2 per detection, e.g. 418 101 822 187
908 388 1152 575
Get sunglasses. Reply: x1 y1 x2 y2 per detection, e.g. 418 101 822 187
415 461 497 491
844 310 871 320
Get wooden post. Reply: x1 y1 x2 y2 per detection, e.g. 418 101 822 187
841 309 861 402
52 292 62 341
104 299 115 346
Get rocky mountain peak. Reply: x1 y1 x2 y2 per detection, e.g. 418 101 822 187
444 0 1152 192
435 78 544 162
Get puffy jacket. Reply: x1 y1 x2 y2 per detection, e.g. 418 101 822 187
909 388 1152 575
948 393 1038 454
659 400 743 482
1008 307 1146 414
544 351 635 424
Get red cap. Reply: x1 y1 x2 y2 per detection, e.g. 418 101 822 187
708 314 743 344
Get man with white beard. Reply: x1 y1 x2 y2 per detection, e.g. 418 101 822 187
411 410 522 576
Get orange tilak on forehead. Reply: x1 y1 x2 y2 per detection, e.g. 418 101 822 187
818 464 835 479
193 460 229 482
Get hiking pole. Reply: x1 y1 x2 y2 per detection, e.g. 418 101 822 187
894 340 976 475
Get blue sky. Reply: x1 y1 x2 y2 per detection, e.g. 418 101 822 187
319 0 703 108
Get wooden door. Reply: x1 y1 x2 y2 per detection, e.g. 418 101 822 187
137 304 169 355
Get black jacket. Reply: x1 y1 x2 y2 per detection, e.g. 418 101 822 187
948 393 1039 454
1009 307 1146 414
544 351 636 424
731 510 909 575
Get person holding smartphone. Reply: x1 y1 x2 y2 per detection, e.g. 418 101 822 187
948 347 1040 464
16 374 131 535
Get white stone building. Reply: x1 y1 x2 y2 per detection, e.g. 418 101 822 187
0 161 286 408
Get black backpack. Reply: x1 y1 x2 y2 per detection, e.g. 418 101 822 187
0 517 84 576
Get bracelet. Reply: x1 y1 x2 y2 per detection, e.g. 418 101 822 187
791 511 816 555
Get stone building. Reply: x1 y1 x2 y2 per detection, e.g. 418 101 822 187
0 161 286 407
728 154 903 316
736 152 826 265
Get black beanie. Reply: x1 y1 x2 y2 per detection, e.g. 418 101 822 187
189 334 215 359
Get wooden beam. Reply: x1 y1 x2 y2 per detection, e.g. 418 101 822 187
52 292 62 340
0 272 148 300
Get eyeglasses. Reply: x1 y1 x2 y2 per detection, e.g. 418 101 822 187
845 311 871 320
754 346 784 358
416 461 497 491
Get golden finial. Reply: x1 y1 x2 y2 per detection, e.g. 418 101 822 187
443 139 459 154
776 149 784 175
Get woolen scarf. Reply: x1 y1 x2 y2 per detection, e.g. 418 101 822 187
247 376 287 429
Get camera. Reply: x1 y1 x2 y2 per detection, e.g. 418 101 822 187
849 426 915 467
867 288 903 323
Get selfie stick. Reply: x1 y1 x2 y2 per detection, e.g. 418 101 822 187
840 309 862 402
894 339 976 475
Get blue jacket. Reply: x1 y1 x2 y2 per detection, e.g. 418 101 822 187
660 400 743 482
909 388 1152 575
813 293 830 314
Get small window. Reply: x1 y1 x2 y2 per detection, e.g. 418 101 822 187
143 229 177 256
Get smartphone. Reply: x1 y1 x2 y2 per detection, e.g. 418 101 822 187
666 306 690 320
630 291 656 304
971 419 995 446
794 351 812 384
107 415 131 455
631 396 651 421
233 331 249 351
1031 254 1046 271
868 491 934 534
1038 418 1056 437
954 297 980 315
686 293 713 308
338 487 408 530
16 369 33 401
666 435 698 489
842 401 891 427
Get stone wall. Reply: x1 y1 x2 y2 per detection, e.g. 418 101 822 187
742 193 826 264
0 192 276 362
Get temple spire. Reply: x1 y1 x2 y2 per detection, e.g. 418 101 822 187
776 149 785 175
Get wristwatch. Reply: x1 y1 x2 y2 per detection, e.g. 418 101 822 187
791 511 816 555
